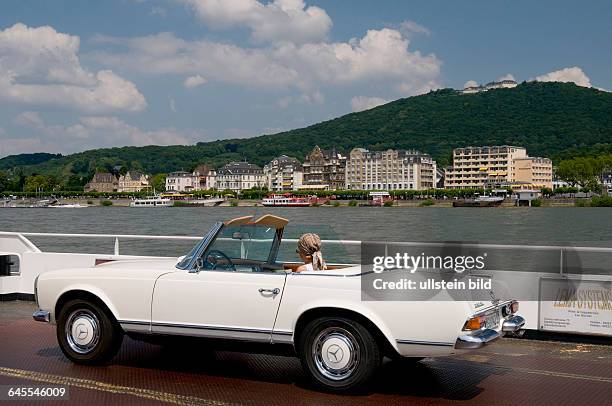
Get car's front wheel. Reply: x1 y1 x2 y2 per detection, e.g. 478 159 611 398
56 299 123 365
298 317 381 393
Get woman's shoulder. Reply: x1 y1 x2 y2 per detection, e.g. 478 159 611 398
296 263 314 272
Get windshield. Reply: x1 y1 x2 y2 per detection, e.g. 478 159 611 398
206 224 278 262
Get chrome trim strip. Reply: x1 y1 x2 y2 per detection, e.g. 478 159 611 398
118 320 150 326
152 322 271 334
396 339 454 347
153 325 271 342
119 320 295 343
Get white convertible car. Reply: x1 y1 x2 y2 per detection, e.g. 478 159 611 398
33 214 524 392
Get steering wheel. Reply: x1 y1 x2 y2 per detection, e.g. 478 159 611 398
205 249 236 272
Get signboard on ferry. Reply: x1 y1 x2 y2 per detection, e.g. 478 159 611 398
539 278 612 336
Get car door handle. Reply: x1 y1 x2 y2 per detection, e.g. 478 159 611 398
258 288 280 295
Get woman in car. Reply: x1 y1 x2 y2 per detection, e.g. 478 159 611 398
295 233 327 272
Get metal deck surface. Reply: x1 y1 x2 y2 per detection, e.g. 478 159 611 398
0 301 610 405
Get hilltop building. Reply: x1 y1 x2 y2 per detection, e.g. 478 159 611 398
463 79 517 94
215 161 265 193
84 172 118 193
117 171 149 193
444 146 552 189
301 146 346 190
345 148 437 190
263 155 303 191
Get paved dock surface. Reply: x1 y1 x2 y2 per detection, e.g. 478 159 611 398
0 301 610 405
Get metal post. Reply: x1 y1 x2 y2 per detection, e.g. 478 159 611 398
114 238 120 256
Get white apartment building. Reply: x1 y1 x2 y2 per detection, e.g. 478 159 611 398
215 161 265 193
263 155 303 191
165 171 199 192
345 148 437 190
444 146 552 189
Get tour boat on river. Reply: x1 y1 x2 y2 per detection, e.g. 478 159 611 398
130 195 173 207
262 194 312 207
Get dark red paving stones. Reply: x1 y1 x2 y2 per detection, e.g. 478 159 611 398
0 302 610 406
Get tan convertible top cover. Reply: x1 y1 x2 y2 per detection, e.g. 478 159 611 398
224 214 289 229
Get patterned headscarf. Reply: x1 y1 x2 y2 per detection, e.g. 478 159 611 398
297 233 327 271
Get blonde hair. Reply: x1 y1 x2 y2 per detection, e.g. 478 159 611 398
297 233 326 271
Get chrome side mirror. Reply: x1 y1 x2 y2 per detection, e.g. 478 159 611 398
191 257 204 273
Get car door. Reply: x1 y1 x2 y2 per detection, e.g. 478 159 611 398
151 269 287 342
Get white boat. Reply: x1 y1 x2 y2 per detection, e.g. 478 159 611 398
262 194 312 207
48 203 86 208
130 196 173 207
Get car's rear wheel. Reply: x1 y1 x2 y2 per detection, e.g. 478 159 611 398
298 317 381 393
56 299 123 365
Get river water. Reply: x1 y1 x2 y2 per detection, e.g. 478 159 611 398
1 207 610 264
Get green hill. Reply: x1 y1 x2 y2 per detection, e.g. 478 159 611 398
3 81 612 181
0 153 62 170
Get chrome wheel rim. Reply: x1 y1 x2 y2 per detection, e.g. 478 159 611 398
312 327 360 381
65 309 100 354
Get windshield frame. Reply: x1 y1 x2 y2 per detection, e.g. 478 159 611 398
175 221 223 270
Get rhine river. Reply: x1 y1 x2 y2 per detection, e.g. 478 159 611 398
1 207 611 265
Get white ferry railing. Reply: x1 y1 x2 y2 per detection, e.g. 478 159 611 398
0 231 360 256
3 231 612 257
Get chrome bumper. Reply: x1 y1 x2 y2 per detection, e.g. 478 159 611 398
502 315 525 333
455 328 501 349
455 315 526 349
33 310 50 323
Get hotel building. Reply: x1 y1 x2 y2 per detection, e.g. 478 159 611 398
444 146 552 189
215 161 265 193
345 148 437 190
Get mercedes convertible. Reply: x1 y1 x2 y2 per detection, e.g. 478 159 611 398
33 214 524 392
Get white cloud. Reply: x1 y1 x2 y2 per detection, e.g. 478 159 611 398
498 73 515 81
463 80 478 88
150 6 167 17
94 27 441 98
399 20 430 36
170 97 177 112
0 23 146 113
178 0 332 44
183 74 207 88
10 111 203 155
535 66 591 87
350 96 390 112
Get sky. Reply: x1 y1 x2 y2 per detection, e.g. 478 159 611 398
1 0 611 158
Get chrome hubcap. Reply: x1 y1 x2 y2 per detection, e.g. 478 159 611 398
65 309 100 354
312 327 360 381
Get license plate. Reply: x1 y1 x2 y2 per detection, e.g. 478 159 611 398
485 310 501 329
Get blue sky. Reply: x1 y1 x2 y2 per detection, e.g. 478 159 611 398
1 0 610 157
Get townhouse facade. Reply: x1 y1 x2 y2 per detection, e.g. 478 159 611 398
263 155 303 192
117 171 150 193
301 146 346 190
84 172 118 193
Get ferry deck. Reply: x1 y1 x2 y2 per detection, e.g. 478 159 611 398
0 300 610 405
